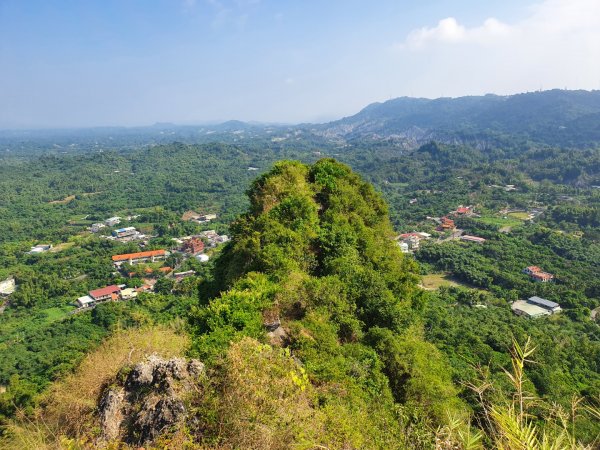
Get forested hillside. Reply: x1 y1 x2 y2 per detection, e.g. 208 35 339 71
0 92 599 448
1 159 599 449
313 90 600 147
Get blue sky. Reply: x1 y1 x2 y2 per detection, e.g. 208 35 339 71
1 0 599 128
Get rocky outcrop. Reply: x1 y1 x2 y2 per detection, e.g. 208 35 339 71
98 355 204 446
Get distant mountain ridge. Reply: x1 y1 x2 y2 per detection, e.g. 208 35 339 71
310 89 600 147
3 90 600 152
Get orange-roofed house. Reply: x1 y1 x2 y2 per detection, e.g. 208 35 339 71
455 206 472 215
112 250 166 266
523 266 542 275
437 217 455 232
523 266 554 282
531 272 554 283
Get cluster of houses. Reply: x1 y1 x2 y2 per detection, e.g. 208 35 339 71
76 284 141 309
398 205 488 252
90 215 140 234
511 296 561 318
76 250 171 309
434 205 479 232
523 266 555 283
171 230 229 262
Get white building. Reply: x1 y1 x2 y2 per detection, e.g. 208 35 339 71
511 296 561 318
113 227 137 238
196 254 210 263
28 244 52 254
90 223 106 233
105 217 121 227
120 288 138 300
197 214 217 223
76 295 95 308
0 278 16 296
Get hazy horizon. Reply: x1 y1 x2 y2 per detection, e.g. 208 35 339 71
2 0 599 128
1 88 599 132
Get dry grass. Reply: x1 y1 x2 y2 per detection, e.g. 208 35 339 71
2 326 189 450
213 337 321 449
49 242 75 253
507 212 531 220
421 273 462 290
48 195 76 205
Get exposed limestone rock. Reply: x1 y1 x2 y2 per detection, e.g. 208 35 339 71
97 354 204 446
267 325 289 347
99 387 125 442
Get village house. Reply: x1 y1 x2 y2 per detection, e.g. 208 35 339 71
120 288 138 300
90 223 106 233
399 233 421 251
28 244 52 254
105 217 121 227
134 278 157 293
112 226 137 239
174 270 196 281
460 235 486 244
196 254 210 263
523 266 554 282
528 296 561 313
112 249 167 266
511 296 561 318
198 230 229 248
454 205 473 215
196 213 217 223
76 295 95 308
89 285 121 302
0 277 16 296
437 217 456 232
182 237 204 255
399 242 410 253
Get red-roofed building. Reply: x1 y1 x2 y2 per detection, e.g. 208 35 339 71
182 237 204 255
89 285 121 302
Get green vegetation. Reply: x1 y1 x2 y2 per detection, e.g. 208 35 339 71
0 114 598 447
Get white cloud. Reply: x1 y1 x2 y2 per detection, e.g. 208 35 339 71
399 0 600 51
391 0 600 95
402 17 511 50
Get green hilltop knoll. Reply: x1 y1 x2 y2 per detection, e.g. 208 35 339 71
2 159 598 449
